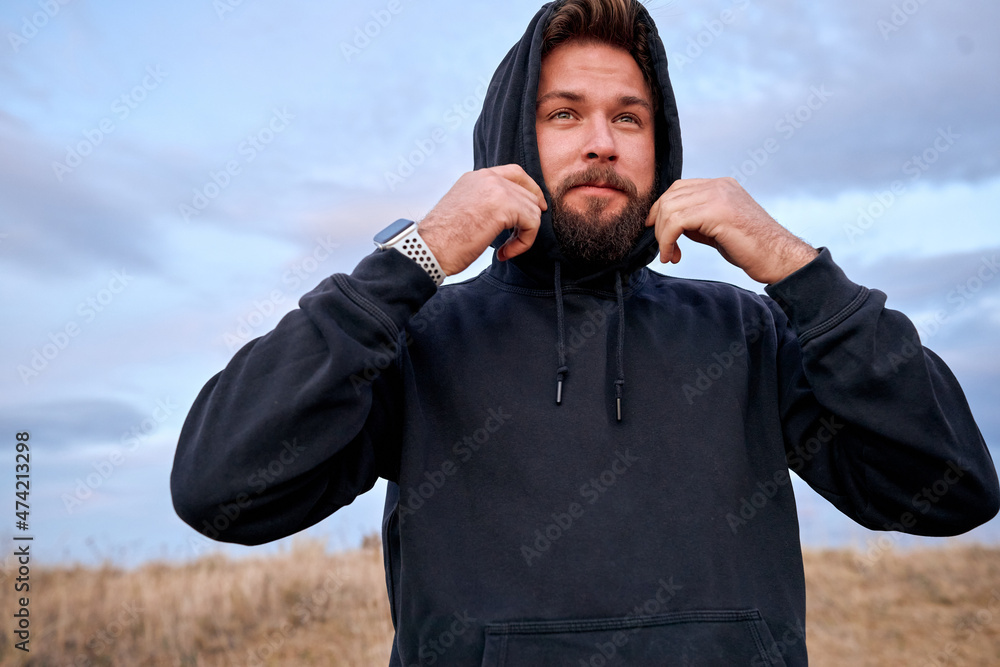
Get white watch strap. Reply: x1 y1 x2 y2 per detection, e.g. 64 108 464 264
397 225 446 286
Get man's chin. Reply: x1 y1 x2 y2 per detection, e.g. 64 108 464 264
551 186 657 266
561 195 628 224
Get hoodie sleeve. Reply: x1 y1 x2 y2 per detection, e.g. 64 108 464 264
170 248 437 546
764 248 1000 536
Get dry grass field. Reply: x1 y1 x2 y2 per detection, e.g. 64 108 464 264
2 539 998 666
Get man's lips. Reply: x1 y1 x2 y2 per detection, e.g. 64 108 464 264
571 183 623 194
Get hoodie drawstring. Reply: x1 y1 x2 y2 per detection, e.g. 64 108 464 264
554 261 569 405
614 270 626 422
552 262 627 422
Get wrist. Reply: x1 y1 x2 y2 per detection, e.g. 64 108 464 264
414 214 463 277
766 242 819 286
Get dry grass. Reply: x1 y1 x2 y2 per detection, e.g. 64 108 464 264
804 544 1000 666
2 540 998 665
0 538 394 666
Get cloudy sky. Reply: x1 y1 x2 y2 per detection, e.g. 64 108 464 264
1 0 998 567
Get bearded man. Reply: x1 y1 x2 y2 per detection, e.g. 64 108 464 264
172 1 999 664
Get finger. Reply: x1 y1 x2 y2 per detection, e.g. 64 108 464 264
657 232 683 264
646 182 707 229
658 222 683 264
653 207 708 264
682 229 718 249
665 177 712 194
497 236 511 261
645 194 681 263
501 185 544 260
645 196 662 227
499 208 541 261
660 241 675 264
494 164 548 211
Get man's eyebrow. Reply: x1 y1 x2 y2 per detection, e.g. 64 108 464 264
536 90 585 107
618 95 653 114
536 90 652 114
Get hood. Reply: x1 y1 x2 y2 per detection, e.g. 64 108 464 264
473 0 683 287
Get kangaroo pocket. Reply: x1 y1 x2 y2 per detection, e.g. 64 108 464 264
480 609 787 666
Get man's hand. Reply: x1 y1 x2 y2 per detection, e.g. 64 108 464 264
645 177 818 285
419 165 548 276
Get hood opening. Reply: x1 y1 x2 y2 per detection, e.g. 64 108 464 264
474 0 682 286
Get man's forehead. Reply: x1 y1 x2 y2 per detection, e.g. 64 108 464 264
536 41 653 108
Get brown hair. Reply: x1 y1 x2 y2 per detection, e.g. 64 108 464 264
541 0 659 111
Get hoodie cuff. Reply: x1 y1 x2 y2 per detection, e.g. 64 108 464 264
764 247 870 344
346 247 439 324
298 246 439 348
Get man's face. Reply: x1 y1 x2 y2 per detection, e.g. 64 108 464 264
535 40 657 264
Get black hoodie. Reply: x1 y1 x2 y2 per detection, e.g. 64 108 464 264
171 2 999 665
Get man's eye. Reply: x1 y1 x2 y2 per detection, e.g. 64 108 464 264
617 114 639 124
553 110 573 120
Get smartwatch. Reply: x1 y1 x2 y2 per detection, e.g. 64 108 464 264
373 218 446 286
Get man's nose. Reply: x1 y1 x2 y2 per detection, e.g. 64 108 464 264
583 120 617 163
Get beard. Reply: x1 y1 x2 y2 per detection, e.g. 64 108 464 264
550 165 658 266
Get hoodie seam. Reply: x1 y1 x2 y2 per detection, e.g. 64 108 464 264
796 286 870 347
332 274 399 341
482 270 648 298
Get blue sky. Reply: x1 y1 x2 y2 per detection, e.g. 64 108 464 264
1 0 998 567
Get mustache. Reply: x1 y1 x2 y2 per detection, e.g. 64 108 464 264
554 165 639 199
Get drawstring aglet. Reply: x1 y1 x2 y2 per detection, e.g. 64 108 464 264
614 378 625 423
555 366 568 406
